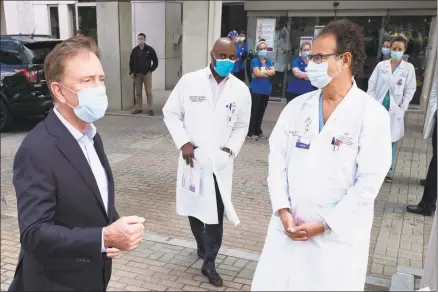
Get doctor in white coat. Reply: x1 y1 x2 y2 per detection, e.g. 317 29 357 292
252 19 392 291
407 79 437 216
367 35 417 183
163 37 251 287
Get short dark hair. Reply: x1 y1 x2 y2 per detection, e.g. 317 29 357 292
138 33 146 39
319 19 366 76
239 30 246 35
390 36 408 49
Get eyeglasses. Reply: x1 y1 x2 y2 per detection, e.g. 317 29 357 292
307 53 337 64
214 53 238 61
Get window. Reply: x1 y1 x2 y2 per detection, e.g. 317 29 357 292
49 6 60 39
0 51 23 65
78 6 98 43
24 41 61 64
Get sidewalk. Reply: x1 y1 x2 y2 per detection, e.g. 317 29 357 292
0 102 434 291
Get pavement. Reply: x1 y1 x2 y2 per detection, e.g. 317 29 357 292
0 98 434 291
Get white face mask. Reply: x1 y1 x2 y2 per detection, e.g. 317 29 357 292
306 55 344 89
61 84 108 123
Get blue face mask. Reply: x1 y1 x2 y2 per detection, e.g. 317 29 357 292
301 51 310 57
381 48 390 56
62 85 108 123
391 51 404 60
258 49 267 57
214 58 235 77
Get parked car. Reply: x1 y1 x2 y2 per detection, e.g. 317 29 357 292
0 34 62 132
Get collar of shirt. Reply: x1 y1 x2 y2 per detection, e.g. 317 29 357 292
53 107 97 141
207 66 230 85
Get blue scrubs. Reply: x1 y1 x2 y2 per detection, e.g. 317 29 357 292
250 57 273 95
383 66 399 175
232 42 248 73
287 56 313 95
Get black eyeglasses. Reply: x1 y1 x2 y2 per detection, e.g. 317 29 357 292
307 53 337 64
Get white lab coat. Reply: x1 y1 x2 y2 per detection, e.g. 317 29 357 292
423 80 437 139
421 208 437 291
162 66 251 226
252 83 392 291
367 59 417 142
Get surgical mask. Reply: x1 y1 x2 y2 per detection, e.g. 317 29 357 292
237 36 245 42
61 85 108 123
301 51 310 57
258 49 267 57
391 51 403 60
306 56 343 89
213 58 235 77
381 47 390 55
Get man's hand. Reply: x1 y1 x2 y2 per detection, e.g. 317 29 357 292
103 216 145 251
292 222 324 239
278 208 307 241
181 142 195 168
106 247 121 259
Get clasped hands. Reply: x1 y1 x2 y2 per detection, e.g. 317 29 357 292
278 208 324 241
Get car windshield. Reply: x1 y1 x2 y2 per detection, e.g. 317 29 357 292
23 41 61 64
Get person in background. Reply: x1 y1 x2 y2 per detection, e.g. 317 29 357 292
285 42 313 103
367 36 416 183
248 40 275 140
129 33 159 116
227 30 238 42
76 29 85 37
251 19 392 291
380 40 391 61
406 79 437 216
231 30 248 82
163 37 251 287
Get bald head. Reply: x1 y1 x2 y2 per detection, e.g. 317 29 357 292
210 37 236 70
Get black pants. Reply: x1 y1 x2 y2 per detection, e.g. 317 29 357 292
419 118 437 212
248 92 269 136
233 69 246 82
188 176 224 271
286 92 300 104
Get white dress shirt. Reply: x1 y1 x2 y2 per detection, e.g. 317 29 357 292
208 69 230 107
54 108 109 252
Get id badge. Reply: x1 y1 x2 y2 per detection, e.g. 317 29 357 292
295 136 311 150
260 66 267 72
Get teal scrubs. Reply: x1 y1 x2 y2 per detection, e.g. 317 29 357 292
383 67 399 175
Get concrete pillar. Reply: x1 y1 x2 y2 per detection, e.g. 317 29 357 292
182 0 222 75
1 1 6 35
97 2 134 111
3 0 34 34
58 4 73 40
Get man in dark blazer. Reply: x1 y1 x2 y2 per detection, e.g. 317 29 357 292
9 36 145 291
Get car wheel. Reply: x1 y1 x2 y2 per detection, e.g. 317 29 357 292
0 99 12 132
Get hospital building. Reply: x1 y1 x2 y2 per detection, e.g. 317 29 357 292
1 0 437 112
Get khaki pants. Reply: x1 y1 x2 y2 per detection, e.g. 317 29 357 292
134 72 153 110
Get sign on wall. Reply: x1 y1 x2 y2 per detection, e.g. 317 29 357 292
256 18 276 52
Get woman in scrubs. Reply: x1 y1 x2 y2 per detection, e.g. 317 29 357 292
232 30 249 82
286 42 313 103
247 40 275 139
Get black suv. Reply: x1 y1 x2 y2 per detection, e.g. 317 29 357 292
0 34 62 132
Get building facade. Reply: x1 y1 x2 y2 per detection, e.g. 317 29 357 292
1 0 437 111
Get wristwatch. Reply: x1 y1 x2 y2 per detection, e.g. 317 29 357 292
322 219 331 233
221 147 234 158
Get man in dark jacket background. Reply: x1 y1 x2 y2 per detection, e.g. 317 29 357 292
129 33 159 116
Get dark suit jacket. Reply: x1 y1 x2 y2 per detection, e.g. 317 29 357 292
9 110 119 291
